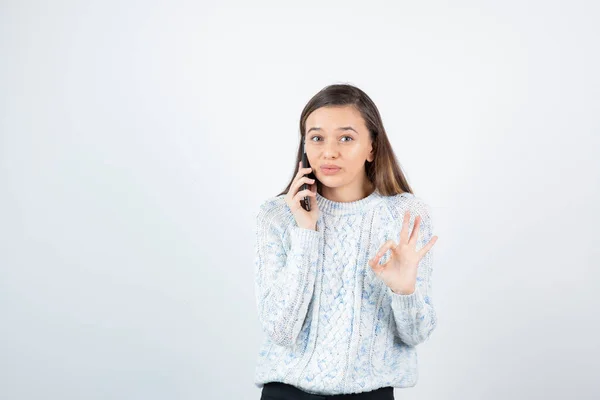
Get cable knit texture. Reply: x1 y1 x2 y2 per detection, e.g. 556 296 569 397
253 189 437 395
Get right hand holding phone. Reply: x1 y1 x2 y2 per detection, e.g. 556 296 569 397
284 161 320 231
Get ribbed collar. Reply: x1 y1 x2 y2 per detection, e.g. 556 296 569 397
316 189 383 216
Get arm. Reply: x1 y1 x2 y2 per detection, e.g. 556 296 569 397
253 201 322 348
388 199 437 346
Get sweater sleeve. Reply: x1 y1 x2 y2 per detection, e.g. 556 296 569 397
253 200 323 348
387 197 437 346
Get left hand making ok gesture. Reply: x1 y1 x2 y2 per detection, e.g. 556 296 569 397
368 210 439 295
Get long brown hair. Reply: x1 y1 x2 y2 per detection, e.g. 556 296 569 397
276 83 414 197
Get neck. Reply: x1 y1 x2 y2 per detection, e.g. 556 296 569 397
320 181 375 203
316 181 381 216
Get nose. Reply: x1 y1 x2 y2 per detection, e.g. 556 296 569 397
323 142 340 158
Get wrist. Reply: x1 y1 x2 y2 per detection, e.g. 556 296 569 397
391 285 415 295
297 223 317 231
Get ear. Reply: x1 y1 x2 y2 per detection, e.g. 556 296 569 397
367 141 375 162
367 148 375 163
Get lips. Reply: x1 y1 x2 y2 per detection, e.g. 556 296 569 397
320 165 341 175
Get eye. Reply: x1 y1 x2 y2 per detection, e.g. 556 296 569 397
309 136 354 142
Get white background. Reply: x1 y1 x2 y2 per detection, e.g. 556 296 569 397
1 1 599 399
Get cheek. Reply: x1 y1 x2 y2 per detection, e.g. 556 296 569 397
347 149 368 167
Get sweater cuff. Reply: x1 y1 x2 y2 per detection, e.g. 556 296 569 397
290 225 323 241
387 285 426 310
289 226 322 258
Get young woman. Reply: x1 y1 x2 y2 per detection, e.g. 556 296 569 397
253 83 439 400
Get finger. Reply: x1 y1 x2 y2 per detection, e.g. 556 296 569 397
375 239 397 259
408 215 421 245
293 188 316 203
292 161 313 187
368 252 387 271
293 175 315 191
291 176 315 197
368 258 386 279
399 210 410 243
285 161 313 204
295 161 312 180
367 256 379 269
417 235 438 258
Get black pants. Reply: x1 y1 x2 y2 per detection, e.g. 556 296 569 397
260 381 394 400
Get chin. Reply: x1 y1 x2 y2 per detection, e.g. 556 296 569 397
319 177 346 187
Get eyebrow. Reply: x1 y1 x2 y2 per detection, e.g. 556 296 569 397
306 126 358 134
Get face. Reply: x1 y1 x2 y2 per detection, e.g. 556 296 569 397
304 105 374 192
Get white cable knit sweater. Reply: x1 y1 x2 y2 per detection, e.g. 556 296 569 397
253 189 437 395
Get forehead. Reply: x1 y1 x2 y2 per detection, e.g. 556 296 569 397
306 105 365 130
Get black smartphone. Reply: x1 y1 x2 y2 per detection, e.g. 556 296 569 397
300 138 315 211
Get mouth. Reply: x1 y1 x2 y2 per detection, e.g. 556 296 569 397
320 166 341 175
